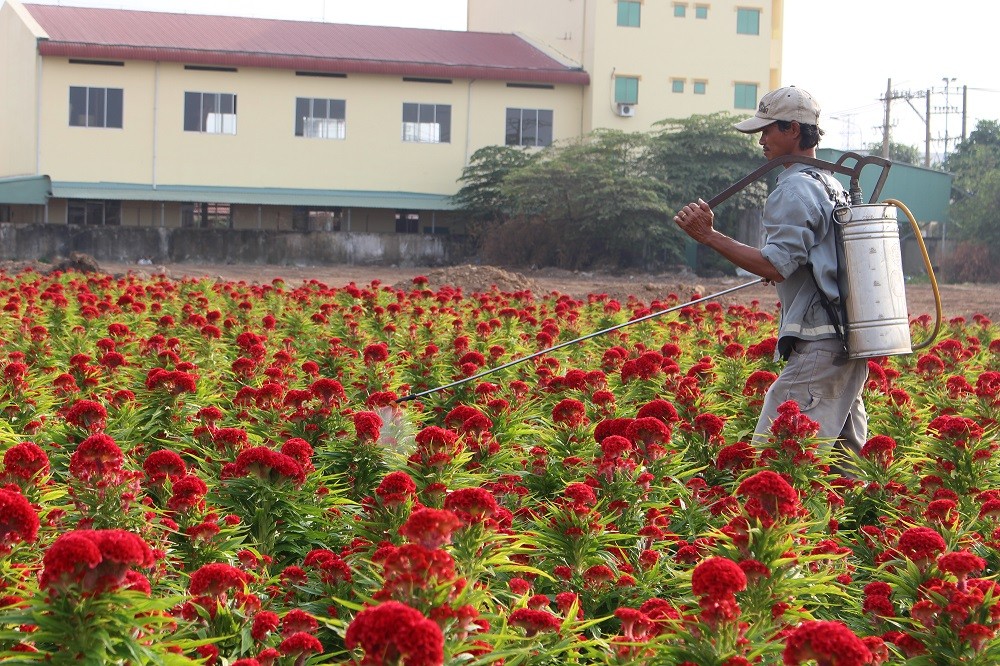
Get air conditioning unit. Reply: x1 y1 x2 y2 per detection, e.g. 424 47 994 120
616 103 636 117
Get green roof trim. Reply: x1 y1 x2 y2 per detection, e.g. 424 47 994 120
50 181 457 211
0 175 52 205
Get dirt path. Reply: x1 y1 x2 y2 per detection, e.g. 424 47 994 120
90 260 1000 322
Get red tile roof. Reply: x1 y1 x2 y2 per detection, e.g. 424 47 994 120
24 3 589 85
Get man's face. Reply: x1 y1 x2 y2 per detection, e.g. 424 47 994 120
758 122 799 159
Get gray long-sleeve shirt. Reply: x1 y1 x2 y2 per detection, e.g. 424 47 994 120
759 163 848 357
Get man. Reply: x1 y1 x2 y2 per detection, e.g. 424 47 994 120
673 86 868 461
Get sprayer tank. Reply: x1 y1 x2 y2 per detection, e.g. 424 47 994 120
837 204 913 359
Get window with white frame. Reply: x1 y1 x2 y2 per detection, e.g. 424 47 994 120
68 87 123 128
505 108 554 147
402 103 451 143
295 98 346 139
184 92 237 134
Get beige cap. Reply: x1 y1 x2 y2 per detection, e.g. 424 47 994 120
733 86 821 133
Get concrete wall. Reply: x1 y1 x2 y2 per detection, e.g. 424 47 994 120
0 223 473 266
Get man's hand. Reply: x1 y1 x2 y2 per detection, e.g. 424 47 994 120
673 198 714 243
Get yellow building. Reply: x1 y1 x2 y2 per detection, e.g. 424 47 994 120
469 0 782 133
0 0 780 265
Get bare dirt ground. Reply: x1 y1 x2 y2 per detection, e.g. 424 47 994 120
87 260 1000 321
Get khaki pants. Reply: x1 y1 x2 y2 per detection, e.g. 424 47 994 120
753 337 868 455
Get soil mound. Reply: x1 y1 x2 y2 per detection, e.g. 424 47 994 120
406 264 539 294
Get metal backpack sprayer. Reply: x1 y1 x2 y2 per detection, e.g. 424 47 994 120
396 153 942 404
705 152 943 360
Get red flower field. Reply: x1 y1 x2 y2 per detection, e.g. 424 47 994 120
0 266 999 665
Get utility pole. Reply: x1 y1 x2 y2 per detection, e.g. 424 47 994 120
941 77 956 161
962 84 968 142
881 80 927 162
882 79 892 158
925 91 931 167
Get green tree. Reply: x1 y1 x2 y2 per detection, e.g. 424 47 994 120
647 112 768 273
863 139 923 166
942 120 1000 280
499 129 675 269
451 145 537 246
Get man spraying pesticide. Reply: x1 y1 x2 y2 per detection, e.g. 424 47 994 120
674 86 869 464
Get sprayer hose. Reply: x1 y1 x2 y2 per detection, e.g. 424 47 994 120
883 198 943 351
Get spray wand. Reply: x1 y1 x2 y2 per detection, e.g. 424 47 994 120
395 278 762 403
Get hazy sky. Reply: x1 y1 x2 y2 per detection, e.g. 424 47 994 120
16 0 1000 158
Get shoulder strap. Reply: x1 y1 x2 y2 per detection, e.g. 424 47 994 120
801 169 849 352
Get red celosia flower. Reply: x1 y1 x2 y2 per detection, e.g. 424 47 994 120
309 378 346 407
414 426 460 460
959 623 994 652
142 449 187 485
232 446 305 486
144 368 198 395
927 414 984 446
362 342 390 365
692 412 726 442
860 435 896 466
64 398 108 431
783 620 872 666
0 488 39 553
398 508 461 549
213 427 251 452
768 400 820 440
692 556 747 599
627 417 672 447
896 527 946 568
41 529 155 594
252 611 280 640
862 593 895 618
375 471 418 506
582 564 615 588
614 607 654 640
345 601 444 666
2 441 50 482
563 482 597 509
443 487 499 526
167 474 209 512
278 631 323 660
280 438 314 471
636 399 680 424
281 609 319 636
303 549 352 585
509 608 563 637
354 411 384 443
69 433 124 482
552 398 587 427
938 549 986 586
743 370 778 404
188 562 249 597
716 441 756 472
736 470 799 525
